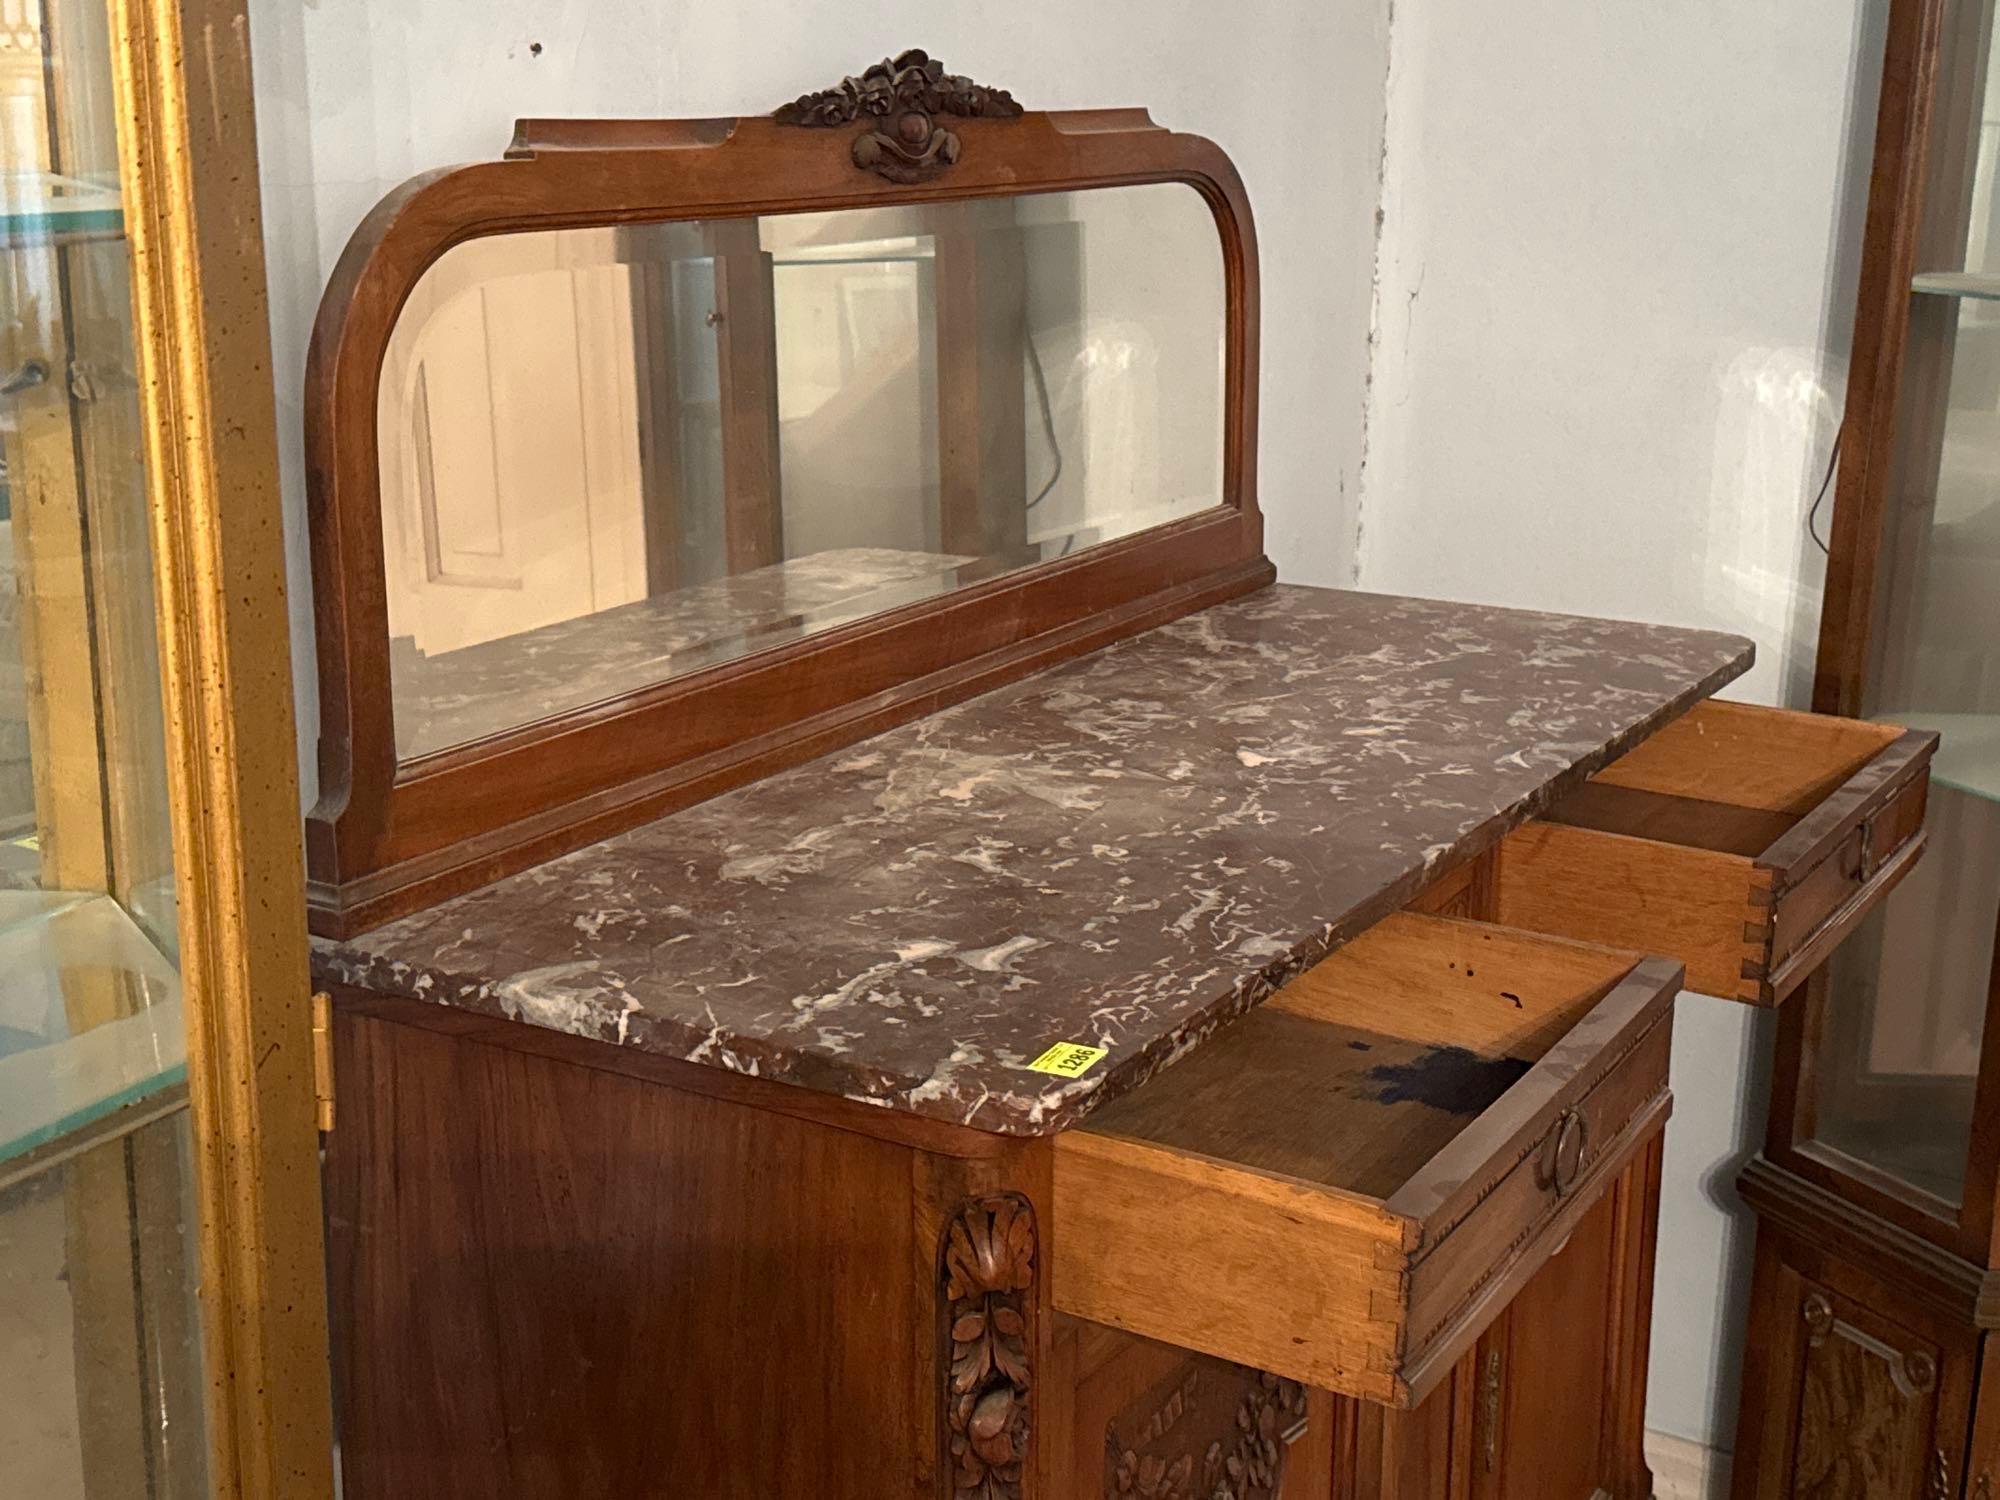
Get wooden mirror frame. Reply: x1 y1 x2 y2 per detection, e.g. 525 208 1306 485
305 54 1269 936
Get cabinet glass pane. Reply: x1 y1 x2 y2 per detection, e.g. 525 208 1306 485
1813 0 2000 1209
1 0 208 1488
1814 787 1999 1206
0 1109 209 1498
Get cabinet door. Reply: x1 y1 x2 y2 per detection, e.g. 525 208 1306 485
1341 1144 1662 1500
1468 1167 1648 1500
1732 1228 1979 1499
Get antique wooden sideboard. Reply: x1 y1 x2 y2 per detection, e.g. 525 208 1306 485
302 54 1939 1499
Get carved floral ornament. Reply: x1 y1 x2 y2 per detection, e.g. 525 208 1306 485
1108 1368 1308 1500
942 1194 1036 1500
774 48 1025 184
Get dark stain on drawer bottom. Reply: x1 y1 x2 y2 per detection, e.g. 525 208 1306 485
1366 1047 1532 1114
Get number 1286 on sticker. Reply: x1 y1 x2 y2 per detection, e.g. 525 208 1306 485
1028 1041 1108 1078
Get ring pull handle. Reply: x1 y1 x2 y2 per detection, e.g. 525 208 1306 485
1540 1108 1588 1196
1843 816 1879 883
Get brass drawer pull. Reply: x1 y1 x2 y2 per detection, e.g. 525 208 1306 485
1842 815 1879 884
1540 1108 1588 1197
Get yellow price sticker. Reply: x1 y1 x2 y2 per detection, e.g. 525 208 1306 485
1028 1041 1108 1078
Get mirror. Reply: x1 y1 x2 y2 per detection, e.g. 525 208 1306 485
376 182 1226 761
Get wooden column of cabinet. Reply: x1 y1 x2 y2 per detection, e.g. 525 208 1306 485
1727 0 2000 1492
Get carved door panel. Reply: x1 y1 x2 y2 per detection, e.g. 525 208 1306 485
1732 1227 1981 1500
1051 1318 1332 1500
1781 1280 1962 1499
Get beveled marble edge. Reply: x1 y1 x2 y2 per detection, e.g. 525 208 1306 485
314 586 1754 1137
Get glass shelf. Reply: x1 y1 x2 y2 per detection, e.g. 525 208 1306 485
1881 711 2000 804
0 170 124 247
1913 269 2000 299
0 890 186 1166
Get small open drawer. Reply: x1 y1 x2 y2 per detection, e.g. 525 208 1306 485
1496 700 1936 1005
1050 912 1678 1408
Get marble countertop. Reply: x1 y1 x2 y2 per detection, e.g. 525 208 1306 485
317 584 1752 1135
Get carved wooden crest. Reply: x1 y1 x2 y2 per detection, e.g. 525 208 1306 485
775 48 1024 184
940 1193 1036 1499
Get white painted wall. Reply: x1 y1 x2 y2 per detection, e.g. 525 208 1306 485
246 0 1392 804
1359 0 1888 1450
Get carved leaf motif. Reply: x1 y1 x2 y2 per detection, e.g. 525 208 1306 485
1106 1360 1306 1500
941 1194 1035 1500
774 48 1023 127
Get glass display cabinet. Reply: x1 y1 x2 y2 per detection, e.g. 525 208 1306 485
1733 0 2000 1493
0 0 334 1494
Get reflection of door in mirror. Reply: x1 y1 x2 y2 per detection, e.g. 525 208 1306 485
378 228 653 657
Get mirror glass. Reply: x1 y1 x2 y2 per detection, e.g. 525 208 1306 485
376 182 1226 760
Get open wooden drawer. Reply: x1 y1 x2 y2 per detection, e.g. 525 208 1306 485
1050 912 1679 1408
1496 700 1937 1005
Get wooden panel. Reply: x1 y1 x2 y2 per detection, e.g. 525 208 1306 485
1084 913 1642 1197
1352 1360 1468 1500
1590 699 1900 815
934 203 1030 561
1270 911 1637 1060
1544 781 1798 858
707 218 785 572
1792 1290 1943 1495
1479 1190 1616 1500
1398 1020 1671 1394
1052 1128 1413 1405
326 1008 926 1500
1079 1007 1531 1202
1406 850 1498 923
1601 1136 1666 1500
1496 820 1764 1002
1766 763 1930 978
1963 1333 2000 1500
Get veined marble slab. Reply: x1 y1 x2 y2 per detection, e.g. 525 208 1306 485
319 584 1753 1135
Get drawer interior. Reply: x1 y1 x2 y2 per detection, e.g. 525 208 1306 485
1081 914 1639 1201
1053 912 1678 1405
1541 699 1901 854
1497 699 1932 1004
